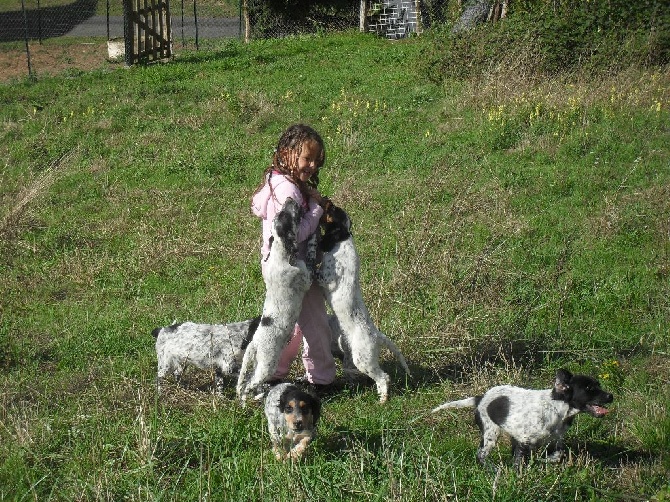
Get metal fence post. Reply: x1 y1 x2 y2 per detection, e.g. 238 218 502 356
20 0 33 79
37 0 43 43
193 0 199 49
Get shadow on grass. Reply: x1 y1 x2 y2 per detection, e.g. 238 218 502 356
0 0 98 42
572 441 657 468
397 334 558 391
171 40 315 67
320 427 384 459
149 329 651 411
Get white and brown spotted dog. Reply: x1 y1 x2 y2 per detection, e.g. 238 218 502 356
264 383 321 460
316 204 410 403
152 317 260 395
432 369 614 467
236 198 314 403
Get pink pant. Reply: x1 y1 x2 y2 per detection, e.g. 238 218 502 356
271 281 337 385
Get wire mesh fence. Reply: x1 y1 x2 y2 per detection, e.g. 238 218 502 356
0 0 421 82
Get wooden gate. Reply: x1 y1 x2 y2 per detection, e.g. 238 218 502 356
123 0 172 65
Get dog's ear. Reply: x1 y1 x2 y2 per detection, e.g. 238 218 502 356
554 369 573 395
321 202 335 224
274 210 294 241
278 390 292 412
309 394 321 425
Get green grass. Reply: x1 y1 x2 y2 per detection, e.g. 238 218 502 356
1 31 669 500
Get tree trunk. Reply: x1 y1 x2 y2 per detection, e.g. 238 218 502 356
243 0 250 42
453 0 507 33
359 0 367 32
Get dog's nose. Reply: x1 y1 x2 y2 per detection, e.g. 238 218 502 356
294 419 303 430
606 393 614 403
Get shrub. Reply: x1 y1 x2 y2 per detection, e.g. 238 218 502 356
418 0 670 82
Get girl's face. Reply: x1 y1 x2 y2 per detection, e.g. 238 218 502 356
292 140 322 182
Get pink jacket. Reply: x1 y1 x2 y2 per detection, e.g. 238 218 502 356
251 172 324 261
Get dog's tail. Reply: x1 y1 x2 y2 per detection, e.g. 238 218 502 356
432 397 479 413
151 320 181 338
379 334 411 376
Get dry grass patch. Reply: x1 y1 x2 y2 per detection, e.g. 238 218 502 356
0 149 80 240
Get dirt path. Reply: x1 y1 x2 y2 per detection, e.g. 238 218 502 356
1 41 117 83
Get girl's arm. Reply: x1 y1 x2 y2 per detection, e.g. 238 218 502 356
305 186 332 212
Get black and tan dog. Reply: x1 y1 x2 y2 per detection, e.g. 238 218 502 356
264 383 321 460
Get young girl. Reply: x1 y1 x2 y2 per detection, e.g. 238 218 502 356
250 124 336 387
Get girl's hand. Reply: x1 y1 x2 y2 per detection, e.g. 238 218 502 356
306 186 328 207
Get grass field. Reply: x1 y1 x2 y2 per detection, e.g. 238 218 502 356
1 31 669 500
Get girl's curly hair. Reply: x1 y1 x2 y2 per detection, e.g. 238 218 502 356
253 123 326 203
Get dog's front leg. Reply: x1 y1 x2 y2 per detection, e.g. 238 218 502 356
511 439 531 469
545 440 566 463
273 444 287 461
305 233 318 279
289 436 312 460
236 341 257 403
214 370 225 396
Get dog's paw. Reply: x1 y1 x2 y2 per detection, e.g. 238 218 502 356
272 446 287 461
288 448 305 461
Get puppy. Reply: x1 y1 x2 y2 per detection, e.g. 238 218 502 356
152 317 260 395
265 383 321 460
316 204 410 403
236 198 314 403
432 369 614 467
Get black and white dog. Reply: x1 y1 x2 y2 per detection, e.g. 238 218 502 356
316 204 410 403
152 317 260 395
236 198 314 403
432 369 614 467
265 383 321 461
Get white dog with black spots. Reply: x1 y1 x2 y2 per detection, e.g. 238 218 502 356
432 369 614 467
236 198 314 403
152 317 260 395
316 204 410 403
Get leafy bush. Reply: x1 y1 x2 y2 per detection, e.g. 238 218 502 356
419 0 670 82
247 0 358 38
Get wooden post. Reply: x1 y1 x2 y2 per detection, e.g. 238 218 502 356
415 0 422 34
359 0 367 32
243 0 250 42
193 0 199 49
123 0 133 65
238 0 242 39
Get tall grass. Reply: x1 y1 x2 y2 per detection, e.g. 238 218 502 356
1 32 669 500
